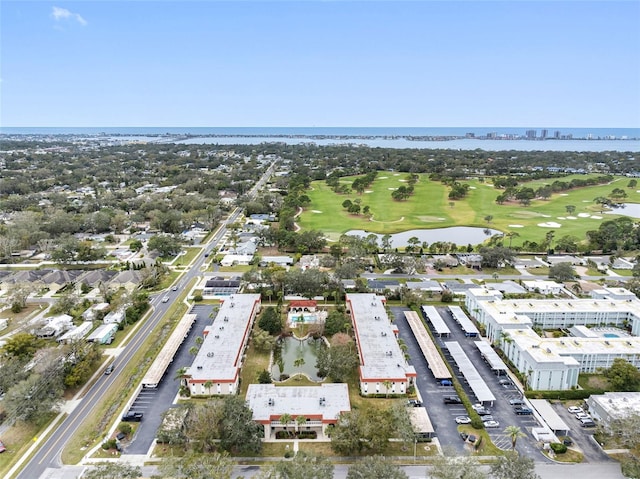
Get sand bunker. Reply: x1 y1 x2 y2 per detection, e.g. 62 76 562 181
508 224 524 228
364 190 373 193
393 173 400 176
577 213 591 218
540 214 551 218
388 187 398 191
538 222 562 228
560 193 569 196
379 176 388 179
591 215 603 219
469 186 477 189
311 210 323 213
557 217 566 220
398 179 407 182
566 216 577 220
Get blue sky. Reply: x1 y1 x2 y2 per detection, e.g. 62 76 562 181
1 1 639 127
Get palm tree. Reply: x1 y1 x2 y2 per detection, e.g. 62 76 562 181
280 413 292 436
189 346 199 356
296 415 307 433
195 336 204 346
204 380 213 396
504 425 526 450
173 367 187 382
382 380 392 398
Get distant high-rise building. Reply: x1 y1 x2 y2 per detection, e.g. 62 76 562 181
541 129 548 139
554 130 561 139
526 130 536 139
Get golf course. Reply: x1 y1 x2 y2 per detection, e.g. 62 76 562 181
297 173 640 246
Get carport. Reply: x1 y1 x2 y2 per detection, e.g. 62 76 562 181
421 305 451 337
449 306 480 337
529 399 571 436
445 341 496 406
474 341 508 376
408 407 436 439
404 311 452 380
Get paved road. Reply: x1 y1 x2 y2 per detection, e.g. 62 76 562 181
39 459 627 479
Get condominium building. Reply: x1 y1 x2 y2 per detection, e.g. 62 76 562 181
184 294 261 395
346 293 416 395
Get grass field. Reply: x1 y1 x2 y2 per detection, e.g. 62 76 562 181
299 173 639 246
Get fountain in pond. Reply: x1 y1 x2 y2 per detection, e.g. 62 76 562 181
271 336 325 382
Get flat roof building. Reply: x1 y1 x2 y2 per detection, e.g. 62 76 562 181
185 294 261 396
346 293 416 395
586 392 640 426
246 383 350 439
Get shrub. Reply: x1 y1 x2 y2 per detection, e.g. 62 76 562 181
470 416 485 430
284 450 293 458
118 423 132 435
550 442 567 454
193 294 203 302
102 439 117 450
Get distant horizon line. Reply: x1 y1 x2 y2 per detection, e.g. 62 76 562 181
3 125 640 129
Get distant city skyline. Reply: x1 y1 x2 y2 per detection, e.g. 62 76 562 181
1 1 639 128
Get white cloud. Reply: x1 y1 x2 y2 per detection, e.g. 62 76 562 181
51 6 87 26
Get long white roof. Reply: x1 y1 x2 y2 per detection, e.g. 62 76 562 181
347 293 416 382
187 294 260 382
421 305 451 335
444 341 495 403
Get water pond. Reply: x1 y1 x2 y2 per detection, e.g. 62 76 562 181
271 336 324 382
345 226 502 247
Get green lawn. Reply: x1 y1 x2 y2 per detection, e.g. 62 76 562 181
299 173 638 246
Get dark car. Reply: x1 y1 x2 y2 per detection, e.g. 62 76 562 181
509 398 526 406
439 379 453 386
122 411 143 422
104 365 114 375
444 396 462 404
407 399 423 407
514 406 533 415
476 409 492 416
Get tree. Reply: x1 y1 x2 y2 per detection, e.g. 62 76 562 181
4 371 64 423
628 179 638 189
217 395 263 454
258 306 283 334
347 455 408 479
154 451 234 479
565 204 576 215
484 215 493 224
280 412 292 433
316 334 359 382
331 407 394 455
555 235 580 253
82 462 142 479
257 452 334 479
478 246 515 269
1 333 43 360
252 328 276 352
490 452 540 479
549 262 577 282
429 452 487 479
148 234 182 257
323 309 350 337
129 239 143 252
258 369 272 384
7 281 37 312
503 425 526 450
603 358 640 391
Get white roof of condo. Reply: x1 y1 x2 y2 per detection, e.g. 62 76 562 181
247 383 350 422
589 392 640 420
188 294 260 382
347 293 416 381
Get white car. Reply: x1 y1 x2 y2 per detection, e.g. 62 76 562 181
484 420 500 428
162 296 169 303
576 413 591 420
567 406 584 414
455 416 471 424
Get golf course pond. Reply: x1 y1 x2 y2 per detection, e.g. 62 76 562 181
346 227 503 247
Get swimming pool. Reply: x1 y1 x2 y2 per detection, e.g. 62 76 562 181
603 333 619 338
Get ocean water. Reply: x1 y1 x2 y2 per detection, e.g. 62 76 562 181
2 127 639 152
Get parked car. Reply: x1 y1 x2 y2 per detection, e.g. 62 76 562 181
575 412 591 420
514 406 533 415
455 416 471 424
122 411 143 422
499 378 512 386
479 415 494 422
459 432 469 441
444 396 462 404
440 379 453 386
104 365 114 375
563 438 573 446
567 406 584 414
476 408 492 416
407 399 422 407
0 439 5 453
509 398 526 406
484 420 500 428
466 434 477 444
580 419 596 428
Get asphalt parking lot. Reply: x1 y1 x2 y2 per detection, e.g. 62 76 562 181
391 305 540 458
123 304 216 454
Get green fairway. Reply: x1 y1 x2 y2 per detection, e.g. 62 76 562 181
298 173 640 246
